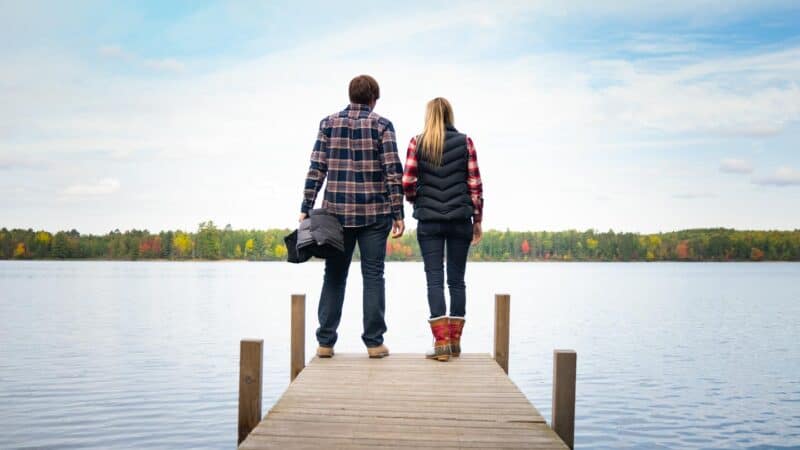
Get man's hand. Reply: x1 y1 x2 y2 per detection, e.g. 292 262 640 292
391 219 405 239
471 222 483 245
299 213 307 223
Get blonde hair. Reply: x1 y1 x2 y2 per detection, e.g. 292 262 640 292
417 97 454 166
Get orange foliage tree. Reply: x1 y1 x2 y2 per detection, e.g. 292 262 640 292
138 237 162 259
676 240 690 259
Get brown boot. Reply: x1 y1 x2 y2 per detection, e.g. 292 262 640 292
449 317 465 357
425 316 451 361
367 344 390 359
316 346 334 358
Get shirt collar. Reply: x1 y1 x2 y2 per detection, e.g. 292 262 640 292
346 103 372 112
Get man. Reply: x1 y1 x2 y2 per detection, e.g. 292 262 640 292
300 74 405 358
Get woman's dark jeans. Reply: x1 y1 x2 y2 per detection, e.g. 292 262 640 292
416 219 472 319
316 216 392 348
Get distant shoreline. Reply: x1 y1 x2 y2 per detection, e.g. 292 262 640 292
3 225 798 262
2 258 797 263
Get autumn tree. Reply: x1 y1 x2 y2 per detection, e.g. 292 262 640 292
13 242 27 258
521 239 531 257
676 240 690 260
172 231 193 259
138 237 162 259
244 238 255 259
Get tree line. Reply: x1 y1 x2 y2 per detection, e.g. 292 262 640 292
1 222 799 262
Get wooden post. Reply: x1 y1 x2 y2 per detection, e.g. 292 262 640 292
493 293 510 374
552 349 577 449
238 339 263 445
291 294 306 381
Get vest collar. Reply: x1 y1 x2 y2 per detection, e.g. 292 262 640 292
445 124 458 132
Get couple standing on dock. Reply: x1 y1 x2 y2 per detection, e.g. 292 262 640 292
299 75 484 362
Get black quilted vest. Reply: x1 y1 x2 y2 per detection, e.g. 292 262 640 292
413 126 473 222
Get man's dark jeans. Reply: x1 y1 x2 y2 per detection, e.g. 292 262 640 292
417 219 472 318
316 216 392 348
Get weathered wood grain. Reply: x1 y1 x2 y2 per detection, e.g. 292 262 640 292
552 349 577 450
494 294 511 374
238 353 568 449
290 294 305 381
238 339 263 445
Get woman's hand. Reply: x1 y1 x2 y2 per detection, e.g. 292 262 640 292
471 222 482 245
298 213 307 223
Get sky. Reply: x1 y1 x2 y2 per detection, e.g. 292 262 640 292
2 0 800 234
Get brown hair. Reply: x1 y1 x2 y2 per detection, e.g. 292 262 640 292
349 75 380 105
418 97 454 166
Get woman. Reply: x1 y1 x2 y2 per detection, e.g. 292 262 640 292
402 97 484 362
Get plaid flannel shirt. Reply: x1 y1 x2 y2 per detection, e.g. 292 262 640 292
302 104 405 227
402 135 484 223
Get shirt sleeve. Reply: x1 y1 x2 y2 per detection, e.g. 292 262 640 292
402 136 419 203
379 121 405 220
466 136 484 223
301 119 329 214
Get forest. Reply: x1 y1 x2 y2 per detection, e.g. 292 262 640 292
2 222 799 262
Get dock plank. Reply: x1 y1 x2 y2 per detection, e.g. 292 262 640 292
238 353 568 449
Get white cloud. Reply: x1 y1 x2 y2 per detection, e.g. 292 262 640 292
144 58 185 72
673 192 717 199
622 33 703 55
98 45 127 58
591 46 800 137
62 178 121 196
96 45 185 72
0 156 45 170
752 167 800 187
720 158 753 174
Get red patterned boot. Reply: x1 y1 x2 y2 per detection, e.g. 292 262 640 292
425 316 451 362
449 317 465 357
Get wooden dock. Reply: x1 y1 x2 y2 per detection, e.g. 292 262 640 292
237 294 576 449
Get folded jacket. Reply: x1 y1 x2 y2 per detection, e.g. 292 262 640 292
284 229 310 263
285 209 344 263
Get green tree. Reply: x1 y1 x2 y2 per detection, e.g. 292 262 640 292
197 221 222 260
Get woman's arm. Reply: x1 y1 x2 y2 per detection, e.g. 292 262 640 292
466 136 484 223
402 136 419 203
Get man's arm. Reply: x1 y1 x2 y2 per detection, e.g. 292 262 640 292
379 121 405 238
379 121 405 221
300 119 329 217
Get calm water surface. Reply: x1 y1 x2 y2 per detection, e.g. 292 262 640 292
1 261 799 449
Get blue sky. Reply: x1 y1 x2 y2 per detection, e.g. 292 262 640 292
2 1 799 233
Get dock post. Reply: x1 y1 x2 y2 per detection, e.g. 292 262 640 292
552 349 577 449
237 339 263 445
493 293 510 374
290 294 305 381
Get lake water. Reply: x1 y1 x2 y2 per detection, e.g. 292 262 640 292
0 261 798 449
